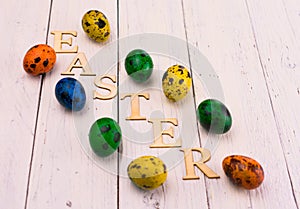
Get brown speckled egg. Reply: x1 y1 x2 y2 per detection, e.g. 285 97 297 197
222 155 264 190
23 44 56 76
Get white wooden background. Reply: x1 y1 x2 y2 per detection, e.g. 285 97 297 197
1 0 299 208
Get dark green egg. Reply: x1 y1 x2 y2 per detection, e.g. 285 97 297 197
125 49 153 82
197 99 232 134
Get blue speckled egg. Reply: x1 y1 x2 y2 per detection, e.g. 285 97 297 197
55 77 86 111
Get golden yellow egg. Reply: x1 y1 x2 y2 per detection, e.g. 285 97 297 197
82 10 110 42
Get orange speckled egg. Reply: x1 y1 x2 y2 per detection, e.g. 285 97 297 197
23 44 56 76
222 155 264 190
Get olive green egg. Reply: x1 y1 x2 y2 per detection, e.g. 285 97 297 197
82 10 110 42
127 156 167 190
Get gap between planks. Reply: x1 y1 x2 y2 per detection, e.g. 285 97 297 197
24 1 54 209
180 0 212 209
244 0 299 208
117 0 120 209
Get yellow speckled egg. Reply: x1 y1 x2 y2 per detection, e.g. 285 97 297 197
127 156 167 190
81 10 110 42
162 65 192 102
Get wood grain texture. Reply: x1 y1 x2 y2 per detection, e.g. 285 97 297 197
183 0 299 208
1 0 299 208
246 0 300 207
0 1 51 209
118 0 208 208
25 1 118 209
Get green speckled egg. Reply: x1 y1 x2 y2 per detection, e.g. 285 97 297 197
125 49 153 82
162 65 192 102
127 156 167 190
197 99 232 134
89 117 121 157
82 10 110 42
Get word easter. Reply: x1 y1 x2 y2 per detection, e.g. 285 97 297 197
51 30 220 180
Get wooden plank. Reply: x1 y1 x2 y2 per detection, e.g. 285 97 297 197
25 1 118 209
2 0 299 208
118 0 209 208
183 0 298 208
246 0 300 207
0 1 51 209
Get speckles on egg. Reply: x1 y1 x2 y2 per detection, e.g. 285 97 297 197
82 10 110 42
197 99 232 134
127 156 167 190
55 77 86 111
125 49 154 82
23 44 56 76
162 65 192 102
222 155 264 190
89 117 122 157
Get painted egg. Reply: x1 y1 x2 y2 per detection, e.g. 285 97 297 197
23 44 56 76
125 49 153 82
82 10 110 42
55 77 86 111
197 99 232 134
89 117 122 157
222 155 264 190
162 65 192 102
127 156 167 190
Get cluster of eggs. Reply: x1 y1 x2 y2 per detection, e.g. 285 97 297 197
22 9 264 191
23 9 111 111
